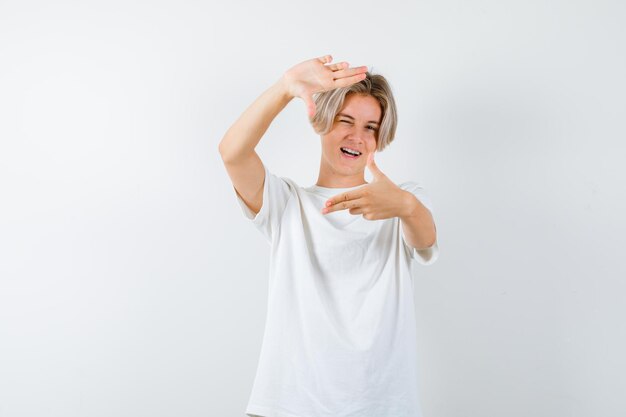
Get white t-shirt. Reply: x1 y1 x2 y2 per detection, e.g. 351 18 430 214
234 163 439 417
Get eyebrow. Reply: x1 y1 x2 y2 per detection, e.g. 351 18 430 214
337 113 380 126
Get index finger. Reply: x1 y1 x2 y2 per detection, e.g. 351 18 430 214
324 189 363 208
332 67 368 87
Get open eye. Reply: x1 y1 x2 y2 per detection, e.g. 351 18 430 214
367 126 378 131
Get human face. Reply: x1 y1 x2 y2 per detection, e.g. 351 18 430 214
317 94 382 187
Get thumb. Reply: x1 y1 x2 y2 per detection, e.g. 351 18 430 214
303 94 316 119
367 152 384 179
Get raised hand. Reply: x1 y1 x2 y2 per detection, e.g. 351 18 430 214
281 54 368 118
321 153 412 220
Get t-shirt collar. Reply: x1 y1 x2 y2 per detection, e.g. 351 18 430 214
307 183 368 197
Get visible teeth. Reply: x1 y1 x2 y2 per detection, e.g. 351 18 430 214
341 147 361 156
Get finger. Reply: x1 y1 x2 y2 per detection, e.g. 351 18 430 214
326 62 349 71
332 66 368 80
317 54 332 64
333 71 368 88
303 93 316 118
348 207 365 215
324 190 363 208
366 152 384 178
322 197 367 214
363 212 377 221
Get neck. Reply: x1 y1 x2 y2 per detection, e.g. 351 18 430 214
316 154 369 188
316 170 367 188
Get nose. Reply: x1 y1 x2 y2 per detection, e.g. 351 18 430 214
346 125 365 144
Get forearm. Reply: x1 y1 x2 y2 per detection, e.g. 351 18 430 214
399 191 437 250
218 77 293 163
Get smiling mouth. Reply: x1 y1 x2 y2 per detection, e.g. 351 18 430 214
340 147 361 159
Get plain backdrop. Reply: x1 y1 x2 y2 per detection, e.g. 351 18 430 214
1 0 625 416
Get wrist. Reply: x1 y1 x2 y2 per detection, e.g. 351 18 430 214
275 75 295 101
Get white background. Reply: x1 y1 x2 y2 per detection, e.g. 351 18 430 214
1 0 625 416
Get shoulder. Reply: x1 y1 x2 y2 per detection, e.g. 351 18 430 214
263 166 299 192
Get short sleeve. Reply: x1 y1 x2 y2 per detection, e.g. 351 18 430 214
233 163 293 244
400 182 440 266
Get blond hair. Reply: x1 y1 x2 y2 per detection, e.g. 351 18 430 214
309 71 398 152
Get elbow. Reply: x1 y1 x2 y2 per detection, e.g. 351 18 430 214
413 235 436 251
218 135 250 164
218 139 236 163
418 236 437 250
425 225 437 248
218 139 228 158
415 226 437 250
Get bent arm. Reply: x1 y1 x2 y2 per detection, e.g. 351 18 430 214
218 55 367 215
218 78 293 214
218 78 293 163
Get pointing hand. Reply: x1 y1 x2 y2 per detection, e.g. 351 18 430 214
322 153 411 220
